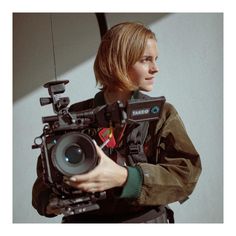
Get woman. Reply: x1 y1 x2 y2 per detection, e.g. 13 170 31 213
32 22 202 223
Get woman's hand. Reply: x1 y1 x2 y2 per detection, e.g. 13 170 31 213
65 142 128 193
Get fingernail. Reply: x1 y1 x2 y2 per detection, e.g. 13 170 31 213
92 139 97 145
70 177 76 182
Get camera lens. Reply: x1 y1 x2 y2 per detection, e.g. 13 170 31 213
64 145 85 165
52 132 98 176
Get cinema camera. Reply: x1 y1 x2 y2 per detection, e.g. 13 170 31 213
32 80 165 216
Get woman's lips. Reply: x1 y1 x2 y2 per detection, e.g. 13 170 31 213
145 77 154 83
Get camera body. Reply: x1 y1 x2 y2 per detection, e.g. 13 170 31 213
32 80 165 215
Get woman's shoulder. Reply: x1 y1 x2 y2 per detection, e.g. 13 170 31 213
158 101 179 123
163 101 177 113
68 91 105 112
69 98 94 112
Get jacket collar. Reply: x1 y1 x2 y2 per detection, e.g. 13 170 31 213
93 90 141 107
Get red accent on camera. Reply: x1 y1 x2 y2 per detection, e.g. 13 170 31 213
98 128 116 148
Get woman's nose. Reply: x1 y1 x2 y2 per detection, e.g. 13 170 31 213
150 61 159 74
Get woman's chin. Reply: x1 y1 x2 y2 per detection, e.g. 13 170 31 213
139 86 153 92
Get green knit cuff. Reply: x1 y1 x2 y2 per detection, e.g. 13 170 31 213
119 166 143 199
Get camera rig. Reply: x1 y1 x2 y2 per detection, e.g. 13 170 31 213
32 80 165 216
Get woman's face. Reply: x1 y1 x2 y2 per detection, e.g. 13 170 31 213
128 39 159 92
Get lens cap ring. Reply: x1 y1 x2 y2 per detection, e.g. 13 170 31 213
51 132 98 176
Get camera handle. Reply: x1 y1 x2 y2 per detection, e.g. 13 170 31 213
50 192 106 216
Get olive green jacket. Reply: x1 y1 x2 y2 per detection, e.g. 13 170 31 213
134 101 201 205
32 92 201 217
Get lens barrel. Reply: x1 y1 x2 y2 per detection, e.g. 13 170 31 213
51 132 98 176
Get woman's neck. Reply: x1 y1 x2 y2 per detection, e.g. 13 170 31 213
104 89 133 105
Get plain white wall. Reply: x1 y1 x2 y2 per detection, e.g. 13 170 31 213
13 13 223 223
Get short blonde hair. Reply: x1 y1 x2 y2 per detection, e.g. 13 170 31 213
93 22 157 92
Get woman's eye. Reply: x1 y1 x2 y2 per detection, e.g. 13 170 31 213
140 58 149 63
140 56 158 64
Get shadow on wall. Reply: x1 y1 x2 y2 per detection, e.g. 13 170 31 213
13 13 170 102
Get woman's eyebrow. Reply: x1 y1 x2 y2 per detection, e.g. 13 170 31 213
141 55 159 60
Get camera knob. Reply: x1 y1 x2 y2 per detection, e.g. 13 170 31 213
40 97 52 106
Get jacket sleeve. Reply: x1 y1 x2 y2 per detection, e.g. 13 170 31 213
32 156 55 217
134 102 202 206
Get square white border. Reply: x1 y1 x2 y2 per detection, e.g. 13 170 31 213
2 0 235 234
